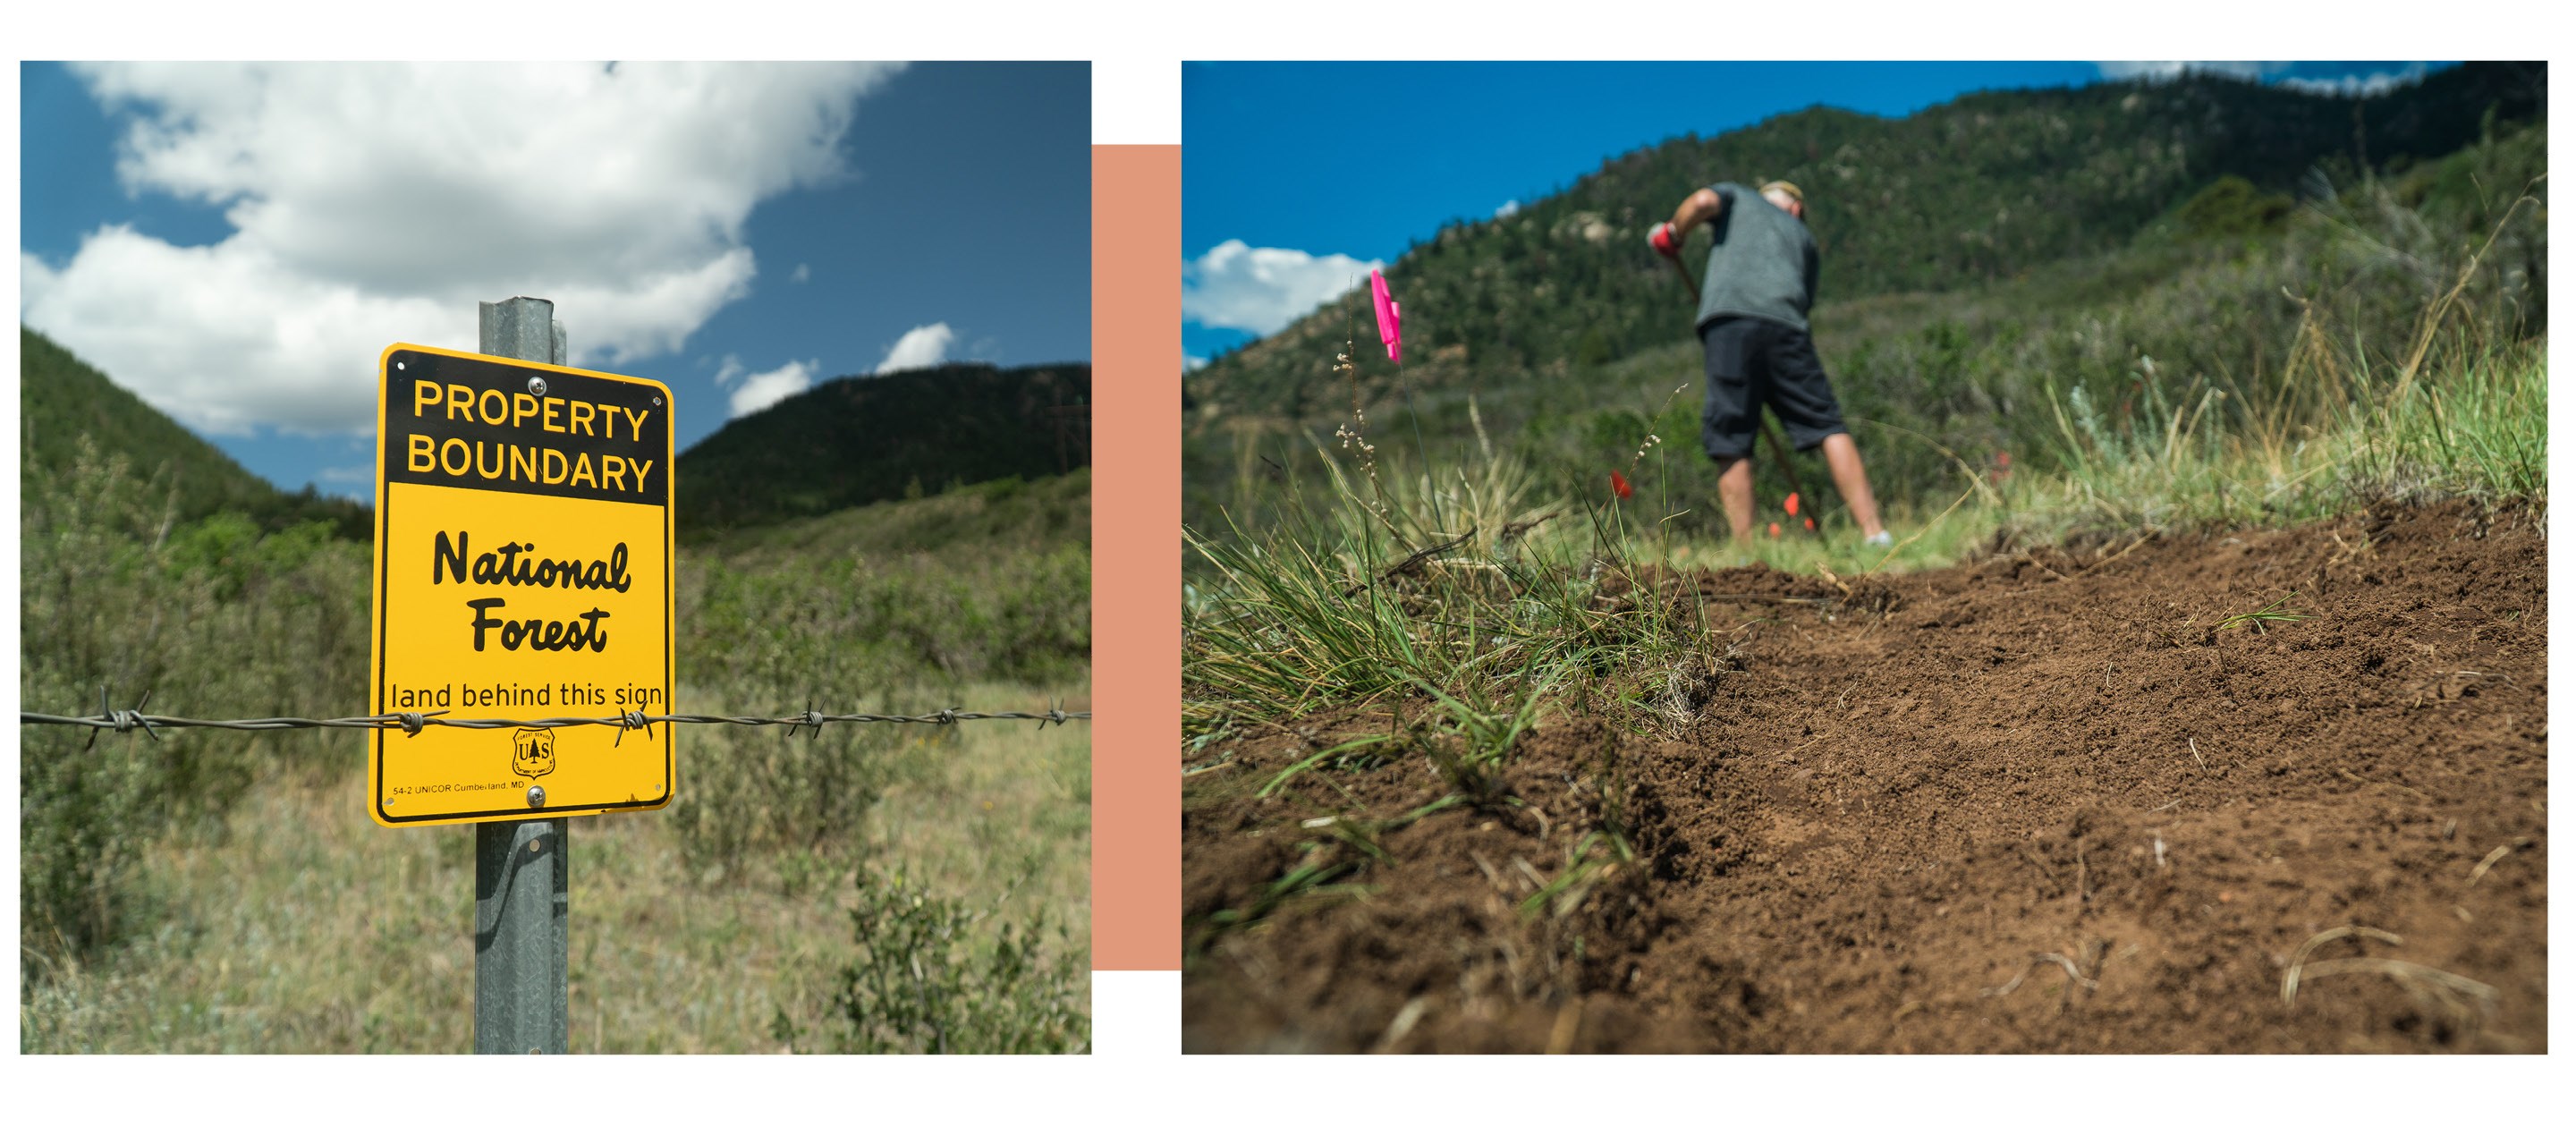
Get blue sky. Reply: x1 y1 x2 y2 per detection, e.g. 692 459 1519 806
21 61 1090 499
1181 61 2455 366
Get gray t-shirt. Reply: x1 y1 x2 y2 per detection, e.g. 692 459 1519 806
1694 182 1818 333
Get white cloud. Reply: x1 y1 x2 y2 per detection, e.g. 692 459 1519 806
875 322 954 374
2097 62 2433 99
2096 62 2291 83
1494 199 1521 219
716 356 818 418
1181 239 1382 336
1183 354 1207 373
790 263 811 283
2279 64 2431 98
19 62 901 436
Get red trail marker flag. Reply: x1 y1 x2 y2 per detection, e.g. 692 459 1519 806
1370 269 1402 364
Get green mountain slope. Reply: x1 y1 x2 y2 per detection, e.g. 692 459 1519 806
20 327 370 538
687 468 1092 687
1182 89 2546 546
1186 62 2544 418
676 361 1090 537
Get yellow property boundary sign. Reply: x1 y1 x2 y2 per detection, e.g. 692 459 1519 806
369 343 674 826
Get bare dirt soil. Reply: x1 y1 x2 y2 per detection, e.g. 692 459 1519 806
1182 504 2546 1053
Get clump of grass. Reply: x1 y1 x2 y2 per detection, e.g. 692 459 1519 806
1409 663 1559 807
1256 733 1397 799
1184 359 1692 972
2365 336 2546 509
1520 829 1631 920
1184 404 1712 735
2214 594 2309 633
1185 853 1372 959
2028 326 2545 540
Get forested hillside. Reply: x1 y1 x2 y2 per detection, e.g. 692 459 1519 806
678 360 1091 536
21 328 370 539
1186 62 2543 417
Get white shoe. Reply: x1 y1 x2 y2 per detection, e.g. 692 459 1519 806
1863 530 1894 547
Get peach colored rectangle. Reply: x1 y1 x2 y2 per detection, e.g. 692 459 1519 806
1090 144 1179 971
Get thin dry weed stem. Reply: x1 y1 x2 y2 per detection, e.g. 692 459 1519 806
1983 950 2102 998
1865 482 1979 577
2467 840 2521 886
2281 924 2402 1004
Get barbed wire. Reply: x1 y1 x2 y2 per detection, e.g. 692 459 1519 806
21 688 1089 749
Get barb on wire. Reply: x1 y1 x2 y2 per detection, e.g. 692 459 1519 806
787 699 826 740
23 691 1091 739
86 684 159 750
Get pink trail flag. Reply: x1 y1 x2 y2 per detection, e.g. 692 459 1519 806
1371 270 1402 364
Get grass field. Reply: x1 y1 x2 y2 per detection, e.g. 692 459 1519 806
20 699 1086 1053
21 450 1093 1054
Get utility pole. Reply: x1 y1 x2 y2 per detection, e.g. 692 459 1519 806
471 296 571 1054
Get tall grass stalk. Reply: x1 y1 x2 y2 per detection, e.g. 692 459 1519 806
2036 289 2545 536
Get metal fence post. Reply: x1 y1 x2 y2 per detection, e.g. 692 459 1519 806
473 296 571 1055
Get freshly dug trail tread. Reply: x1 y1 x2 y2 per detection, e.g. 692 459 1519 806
1182 503 2546 1053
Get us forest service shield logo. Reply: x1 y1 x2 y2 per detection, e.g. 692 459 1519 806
512 727 558 778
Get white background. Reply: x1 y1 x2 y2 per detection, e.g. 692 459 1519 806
8 4 2568 1123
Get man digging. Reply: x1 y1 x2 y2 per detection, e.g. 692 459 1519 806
1651 179 1892 547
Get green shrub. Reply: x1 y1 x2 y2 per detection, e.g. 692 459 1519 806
2178 174 2296 239
779 862 1088 1054
20 440 369 974
665 716 925 876
666 479 1090 876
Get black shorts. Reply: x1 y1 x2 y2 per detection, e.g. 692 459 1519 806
1698 316 1847 460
